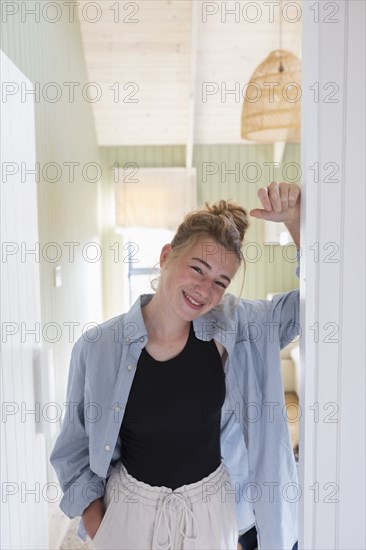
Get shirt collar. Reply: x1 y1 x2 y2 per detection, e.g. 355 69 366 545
192 301 237 356
122 294 151 344
123 293 237 355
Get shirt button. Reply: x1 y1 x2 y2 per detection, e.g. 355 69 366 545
104 444 111 452
115 405 121 412
140 337 145 342
127 365 133 371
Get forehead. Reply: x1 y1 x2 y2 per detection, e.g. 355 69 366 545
186 237 239 271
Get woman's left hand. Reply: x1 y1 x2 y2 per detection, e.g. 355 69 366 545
250 182 301 248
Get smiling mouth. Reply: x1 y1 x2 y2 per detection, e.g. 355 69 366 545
182 291 204 309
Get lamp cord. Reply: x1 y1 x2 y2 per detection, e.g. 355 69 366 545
279 0 284 72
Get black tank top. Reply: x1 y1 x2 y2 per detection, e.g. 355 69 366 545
119 323 225 489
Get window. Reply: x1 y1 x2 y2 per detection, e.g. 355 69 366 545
121 227 175 307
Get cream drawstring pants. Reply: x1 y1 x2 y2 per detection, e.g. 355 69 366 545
91 460 238 550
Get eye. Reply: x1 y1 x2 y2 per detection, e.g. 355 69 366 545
191 265 203 275
215 281 227 289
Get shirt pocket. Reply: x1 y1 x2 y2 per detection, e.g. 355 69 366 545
91 498 114 546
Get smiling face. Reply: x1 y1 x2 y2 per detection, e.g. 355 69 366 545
157 235 240 322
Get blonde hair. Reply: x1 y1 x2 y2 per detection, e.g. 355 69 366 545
151 200 250 293
169 200 249 263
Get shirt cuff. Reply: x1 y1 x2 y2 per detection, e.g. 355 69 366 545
59 470 106 520
77 517 88 541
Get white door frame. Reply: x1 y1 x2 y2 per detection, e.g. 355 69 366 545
300 2 365 548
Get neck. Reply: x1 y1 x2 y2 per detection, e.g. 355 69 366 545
142 292 190 343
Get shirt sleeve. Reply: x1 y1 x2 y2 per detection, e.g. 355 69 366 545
269 249 301 348
49 338 106 535
295 248 301 279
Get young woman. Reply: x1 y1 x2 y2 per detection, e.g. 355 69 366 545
51 182 301 550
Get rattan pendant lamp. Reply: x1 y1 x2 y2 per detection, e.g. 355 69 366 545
241 6 301 144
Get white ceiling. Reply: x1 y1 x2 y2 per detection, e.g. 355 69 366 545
78 0 302 148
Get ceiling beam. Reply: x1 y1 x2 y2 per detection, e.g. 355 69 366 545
186 0 199 169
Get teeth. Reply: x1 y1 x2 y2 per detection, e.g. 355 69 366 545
184 292 201 306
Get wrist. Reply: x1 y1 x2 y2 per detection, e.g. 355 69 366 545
284 221 300 249
83 497 104 518
284 219 300 230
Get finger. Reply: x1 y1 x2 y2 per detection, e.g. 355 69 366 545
279 182 290 211
257 187 272 211
249 208 266 218
267 182 282 213
249 208 269 219
288 184 301 207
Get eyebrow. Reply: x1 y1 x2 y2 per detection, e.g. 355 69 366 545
191 257 232 284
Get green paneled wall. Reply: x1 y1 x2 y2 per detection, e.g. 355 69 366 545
100 145 186 169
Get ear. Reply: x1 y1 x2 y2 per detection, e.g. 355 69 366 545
160 244 172 268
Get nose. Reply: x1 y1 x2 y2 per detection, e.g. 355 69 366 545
194 278 211 298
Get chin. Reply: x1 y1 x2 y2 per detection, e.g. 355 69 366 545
177 307 202 322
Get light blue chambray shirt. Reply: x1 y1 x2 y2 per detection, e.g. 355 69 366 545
50 257 300 550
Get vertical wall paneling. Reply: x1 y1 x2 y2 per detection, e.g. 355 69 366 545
300 2 365 548
1 0 103 441
1 51 48 550
1 3 104 545
337 2 365 546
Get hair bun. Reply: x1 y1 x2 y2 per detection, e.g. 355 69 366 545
170 199 249 264
206 200 249 243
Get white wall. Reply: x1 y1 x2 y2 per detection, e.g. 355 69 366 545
300 1 365 548
1 4 105 545
1 2 104 419
1 51 49 550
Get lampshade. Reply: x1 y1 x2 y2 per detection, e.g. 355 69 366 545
241 49 301 142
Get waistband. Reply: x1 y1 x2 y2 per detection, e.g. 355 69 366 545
107 460 232 550
108 459 232 508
